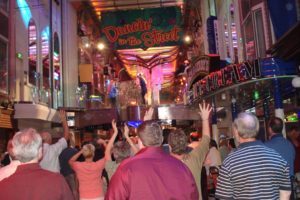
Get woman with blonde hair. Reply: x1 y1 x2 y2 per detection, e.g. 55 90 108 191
69 142 106 200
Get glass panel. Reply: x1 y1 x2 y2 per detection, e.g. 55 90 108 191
0 0 8 12
254 9 266 58
53 33 60 90
28 19 37 86
0 39 7 93
243 15 256 61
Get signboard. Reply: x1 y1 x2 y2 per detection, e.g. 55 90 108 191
189 57 297 99
101 7 182 50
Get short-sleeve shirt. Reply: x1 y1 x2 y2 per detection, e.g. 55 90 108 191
40 138 67 173
71 159 106 199
216 140 291 200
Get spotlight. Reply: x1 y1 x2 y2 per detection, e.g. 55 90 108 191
97 43 105 50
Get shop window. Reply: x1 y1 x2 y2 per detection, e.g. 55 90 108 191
242 3 268 61
53 33 60 90
253 8 266 58
28 19 37 86
0 38 8 93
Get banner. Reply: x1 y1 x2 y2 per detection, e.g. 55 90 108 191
101 7 183 50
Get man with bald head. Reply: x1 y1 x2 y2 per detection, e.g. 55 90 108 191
216 112 291 200
40 110 70 173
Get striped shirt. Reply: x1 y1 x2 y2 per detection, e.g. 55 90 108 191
215 140 291 200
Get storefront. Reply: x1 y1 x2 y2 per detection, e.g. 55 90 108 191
187 56 298 140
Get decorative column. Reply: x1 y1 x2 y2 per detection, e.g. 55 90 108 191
212 97 219 145
273 78 286 137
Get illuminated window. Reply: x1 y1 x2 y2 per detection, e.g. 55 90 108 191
28 19 37 86
42 27 50 89
53 32 60 90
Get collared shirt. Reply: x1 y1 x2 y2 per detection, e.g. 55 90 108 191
0 163 73 200
216 140 291 200
105 146 199 200
0 160 21 181
40 137 67 173
265 133 296 176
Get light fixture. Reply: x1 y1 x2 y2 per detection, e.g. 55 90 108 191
84 43 90 48
184 35 192 43
292 76 300 88
97 43 105 50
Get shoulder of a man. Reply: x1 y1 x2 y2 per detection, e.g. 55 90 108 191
50 137 67 153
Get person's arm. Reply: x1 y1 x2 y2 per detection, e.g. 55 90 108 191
69 149 83 168
189 101 212 163
59 110 70 141
103 119 118 161
124 124 139 154
279 190 291 200
199 101 212 138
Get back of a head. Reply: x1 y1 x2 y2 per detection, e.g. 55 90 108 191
12 128 42 163
82 144 95 159
112 141 131 163
268 117 283 134
137 121 163 147
233 112 259 139
40 131 52 144
168 129 188 155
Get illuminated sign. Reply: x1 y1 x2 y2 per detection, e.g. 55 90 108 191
101 7 182 50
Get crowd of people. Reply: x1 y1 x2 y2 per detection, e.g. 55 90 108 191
0 102 299 200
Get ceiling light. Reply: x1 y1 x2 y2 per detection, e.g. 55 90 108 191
184 35 192 43
84 43 90 48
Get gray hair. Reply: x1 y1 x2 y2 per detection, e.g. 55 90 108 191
233 112 259 139
137 121 163 147
12 128 42 163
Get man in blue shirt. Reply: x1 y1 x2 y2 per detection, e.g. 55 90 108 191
265 117 296 177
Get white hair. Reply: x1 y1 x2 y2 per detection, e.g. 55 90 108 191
233 112 259 139
12 128 42 163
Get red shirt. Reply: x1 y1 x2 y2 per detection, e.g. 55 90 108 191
105 147 199 200
0 163 74 200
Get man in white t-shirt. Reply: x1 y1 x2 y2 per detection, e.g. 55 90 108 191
40 110 70 173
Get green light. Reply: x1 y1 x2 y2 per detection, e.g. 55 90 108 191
16 53 23 59
253 90 260 100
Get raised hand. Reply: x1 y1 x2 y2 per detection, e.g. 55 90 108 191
59 110 67 122
143 107 154 121
111 119 118 134
199 100 212 121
